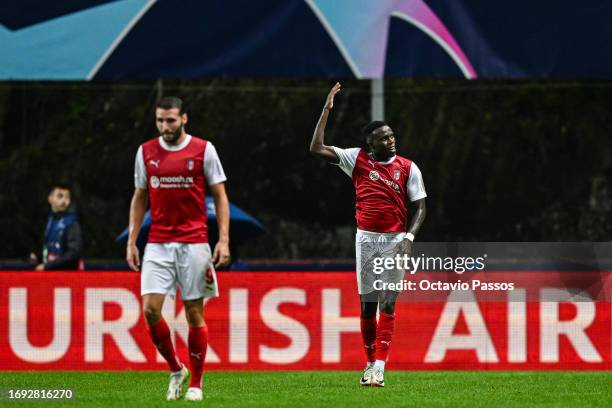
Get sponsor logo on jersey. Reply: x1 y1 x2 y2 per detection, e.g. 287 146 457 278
149 159 160 168
382 177 401 192
369 170 400 192
150 176 160 189
150 175 194 189
186 159 194 171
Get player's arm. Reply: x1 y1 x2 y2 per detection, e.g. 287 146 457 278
126 188 148 271
407 198 426 237
401 162 427 254
399 198 426 256
309 82 341 163
209 182 231 269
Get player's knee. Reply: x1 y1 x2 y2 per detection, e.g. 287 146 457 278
360 302 377 319
143 305 162 324
185 308 204 327
379 300 395 314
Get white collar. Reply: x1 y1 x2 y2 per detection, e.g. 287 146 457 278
158 134 191 151
369 153 396 165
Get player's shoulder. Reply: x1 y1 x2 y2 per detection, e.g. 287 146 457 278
334 146 361 153
189 135 213 150
139 137 161 157
141 136 160 149
189 135 207 143
346 147 365 157
396 154 414 167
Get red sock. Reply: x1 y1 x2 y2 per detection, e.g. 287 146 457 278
360 316 377 363
188 325 208 388
375 312 395 362
147 318 182 372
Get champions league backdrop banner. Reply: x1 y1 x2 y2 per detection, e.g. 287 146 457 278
2 0 612 80
1 271 611 371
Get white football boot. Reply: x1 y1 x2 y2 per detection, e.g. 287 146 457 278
185 387 203 401
371 367 385 387
166 365 190 400
360 362 375 386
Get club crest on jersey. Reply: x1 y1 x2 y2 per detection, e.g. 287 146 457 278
186 159 194 171
369 170 380 181
394 169 401 180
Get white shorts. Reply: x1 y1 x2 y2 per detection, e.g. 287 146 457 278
356 229 406 295
141 242 219 300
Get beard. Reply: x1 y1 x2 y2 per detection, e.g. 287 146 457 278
161 124 183 144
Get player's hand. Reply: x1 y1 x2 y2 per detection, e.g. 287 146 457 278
126 243 140 271
324 82 341 110
397 239 412 258
29 252 38 264
212 240 231 269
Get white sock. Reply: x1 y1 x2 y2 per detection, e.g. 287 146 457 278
374 360 385 370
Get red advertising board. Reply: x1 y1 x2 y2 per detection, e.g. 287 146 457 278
0 271 610 370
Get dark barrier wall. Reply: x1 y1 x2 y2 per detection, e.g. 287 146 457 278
1 81 611 259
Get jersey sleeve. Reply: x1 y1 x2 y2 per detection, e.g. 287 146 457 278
331 147 361 177
134 146 147 189
203 142 227 185
407 162 427 201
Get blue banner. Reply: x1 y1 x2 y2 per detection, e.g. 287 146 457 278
2 0 612 79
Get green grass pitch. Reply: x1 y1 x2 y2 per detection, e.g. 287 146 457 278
1 371 611 407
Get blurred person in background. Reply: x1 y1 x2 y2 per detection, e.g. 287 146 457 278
30 183 84 270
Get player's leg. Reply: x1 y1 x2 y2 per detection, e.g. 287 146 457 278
177 243 218 401
142 293 190 400
356 229 380 385
141 243 189 400
360 292 378 385
183 297 207 401
143 293 182 371
371 290 399 387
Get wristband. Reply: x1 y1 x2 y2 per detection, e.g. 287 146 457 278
404 232 415 242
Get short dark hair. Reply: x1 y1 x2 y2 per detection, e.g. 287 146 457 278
50 182 71 193
156 96 186 114
362 120 387 143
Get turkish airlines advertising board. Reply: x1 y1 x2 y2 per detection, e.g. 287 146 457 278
0 271 610 370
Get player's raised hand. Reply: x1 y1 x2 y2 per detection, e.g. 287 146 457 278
324 82 341 110
126 243 140 271
212 241 231 269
